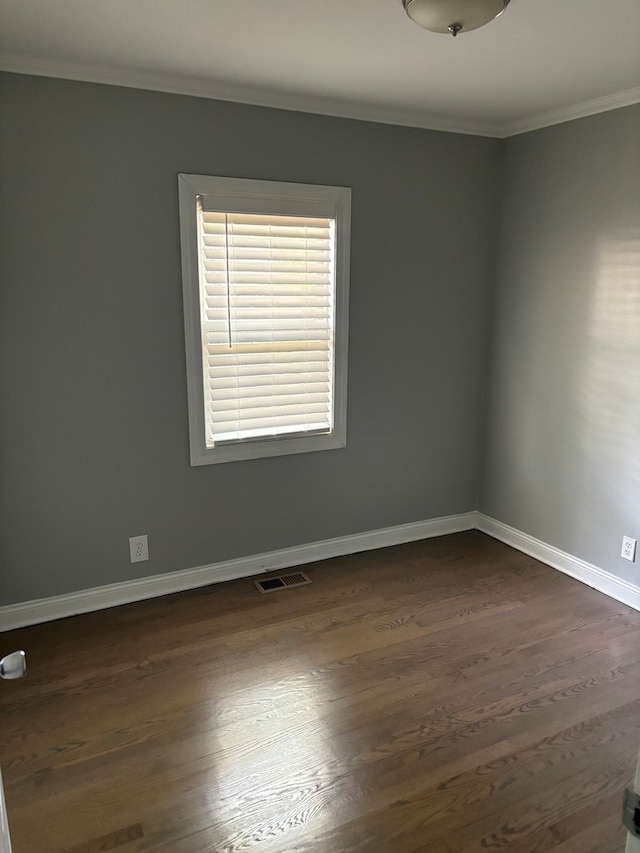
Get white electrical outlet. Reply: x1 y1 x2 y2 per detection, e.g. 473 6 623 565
621 535 636 562
129 534 149 563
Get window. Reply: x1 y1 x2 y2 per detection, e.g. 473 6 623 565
178 174 351 465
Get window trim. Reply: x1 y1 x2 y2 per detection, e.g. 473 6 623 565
178 174 351 465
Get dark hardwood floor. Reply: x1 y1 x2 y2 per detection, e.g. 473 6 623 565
1 531 639 852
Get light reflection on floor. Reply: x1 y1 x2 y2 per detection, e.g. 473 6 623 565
203 664 339 847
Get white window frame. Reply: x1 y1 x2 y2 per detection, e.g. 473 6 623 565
178 174 351 465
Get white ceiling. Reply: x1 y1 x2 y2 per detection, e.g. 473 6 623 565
1 0 639 137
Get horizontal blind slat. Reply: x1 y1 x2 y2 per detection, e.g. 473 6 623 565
204 283 330 293
209 392 330 409
205 345 330 359
207 374 329 388
206 354 330 367
213 424 330 442
205 307 331 320
209 411 330 429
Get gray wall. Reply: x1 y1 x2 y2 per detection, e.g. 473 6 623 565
480 105 640 584
0 73 500 605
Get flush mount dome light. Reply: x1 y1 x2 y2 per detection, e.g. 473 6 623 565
402 0 510 36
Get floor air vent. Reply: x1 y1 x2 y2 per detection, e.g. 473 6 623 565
254 571 312 594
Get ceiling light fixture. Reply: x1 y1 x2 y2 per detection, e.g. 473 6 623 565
402 0 510 36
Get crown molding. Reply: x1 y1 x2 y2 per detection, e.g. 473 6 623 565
1 53 638 139
497 85 640 138
0 52 501 137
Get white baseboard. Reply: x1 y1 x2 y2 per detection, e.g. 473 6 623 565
0 511 477 631
4 511 638 631
477 514 640 612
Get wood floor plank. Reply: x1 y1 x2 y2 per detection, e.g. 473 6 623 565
54 823 144 853
1 532 637 852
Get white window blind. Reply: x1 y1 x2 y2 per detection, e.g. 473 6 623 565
179 174 350 466
198 206 336 446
